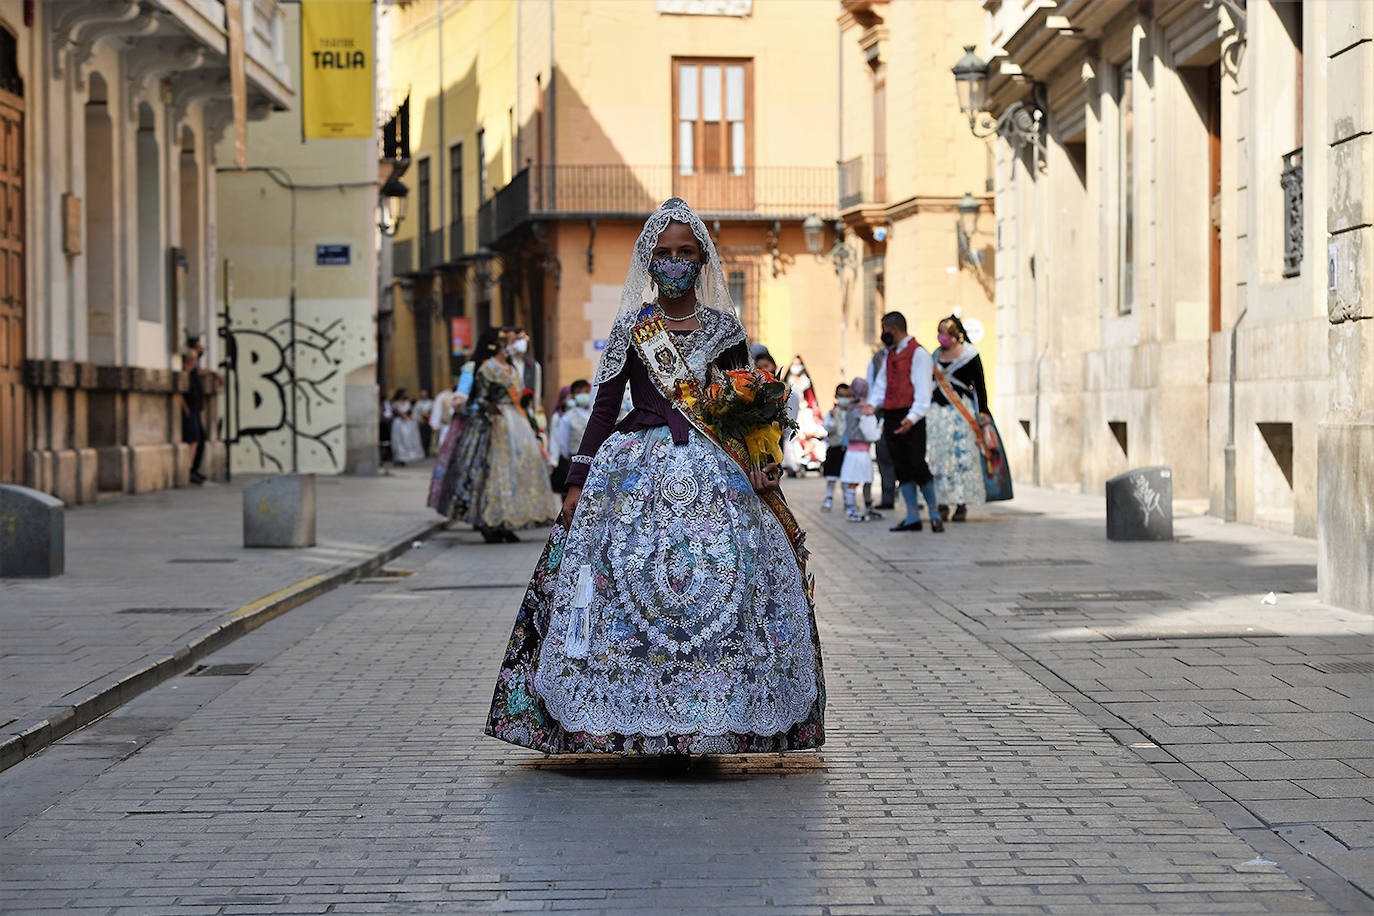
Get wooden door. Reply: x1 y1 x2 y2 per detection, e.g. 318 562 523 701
0 87 23 484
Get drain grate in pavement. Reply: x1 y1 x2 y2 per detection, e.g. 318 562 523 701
1092 626 1280 641
408 583 528 591
188 663 261 677
1021 589 1172 602
1306 660 1374 674
977 558 1092 568
118 607 220 615
167 558 238 564
1010 606 1086 614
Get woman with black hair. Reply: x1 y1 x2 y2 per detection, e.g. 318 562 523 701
431 326 559 542
927 314 991 521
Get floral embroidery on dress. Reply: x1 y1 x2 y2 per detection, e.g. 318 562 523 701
484 337 824 756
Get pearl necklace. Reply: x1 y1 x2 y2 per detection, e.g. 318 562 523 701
658 303 702 325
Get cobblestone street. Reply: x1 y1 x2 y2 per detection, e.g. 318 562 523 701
1 480 1370 914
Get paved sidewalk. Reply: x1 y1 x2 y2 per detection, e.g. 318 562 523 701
0 480 1368 913
796 484 1374 903
1 466 445 768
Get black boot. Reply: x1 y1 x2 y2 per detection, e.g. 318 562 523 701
937 504 950 521
930 516 946 533
952 504 967 522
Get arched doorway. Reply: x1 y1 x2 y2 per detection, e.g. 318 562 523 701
85 73 116 365
0 23 24 484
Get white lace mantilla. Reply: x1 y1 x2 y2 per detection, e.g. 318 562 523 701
599 305 746 386
593 197 745 385
533 426 818 737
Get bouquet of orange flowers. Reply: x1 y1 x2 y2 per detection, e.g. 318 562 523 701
689 368 798 469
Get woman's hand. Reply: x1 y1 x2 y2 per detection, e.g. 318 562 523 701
749 463 782 494
560 485 582 526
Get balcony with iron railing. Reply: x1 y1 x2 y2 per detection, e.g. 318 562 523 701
839 154 887 211
478 164 837 247
1281 147 1302 278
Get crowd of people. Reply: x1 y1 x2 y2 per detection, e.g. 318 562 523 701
400 308 998 538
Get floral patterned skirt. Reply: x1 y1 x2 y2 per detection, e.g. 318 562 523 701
447 405 560 530
485 426 825 755
926 402 986 507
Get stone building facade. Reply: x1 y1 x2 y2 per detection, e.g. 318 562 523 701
2 0 293 504
976 0 1372 609
839 0 998 395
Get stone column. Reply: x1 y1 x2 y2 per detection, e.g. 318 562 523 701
1319 3 1374 610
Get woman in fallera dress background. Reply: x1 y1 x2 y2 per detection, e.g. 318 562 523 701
435 327 560 543
485 197 825 756
926 314 990 522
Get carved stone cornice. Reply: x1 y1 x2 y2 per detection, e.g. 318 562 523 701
51 0 140 79
170 72 229 127
124 41 207 120
71 6 160 89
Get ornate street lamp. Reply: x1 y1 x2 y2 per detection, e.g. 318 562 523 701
951 44 1045 151
952 45 991 119
378 176 409 237
957 192 980 235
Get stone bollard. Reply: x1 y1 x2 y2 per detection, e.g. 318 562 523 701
1106 466 1173 541
243 474 317 548
0 485 65 577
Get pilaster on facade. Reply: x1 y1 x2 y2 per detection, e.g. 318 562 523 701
5 0 298 504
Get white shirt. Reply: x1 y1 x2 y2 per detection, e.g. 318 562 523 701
554 406 591 462
866 335 934 425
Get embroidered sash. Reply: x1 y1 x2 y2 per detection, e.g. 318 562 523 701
932 362 991 460
629 309 815 608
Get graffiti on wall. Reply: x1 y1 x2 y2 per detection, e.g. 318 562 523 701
219 298 373 474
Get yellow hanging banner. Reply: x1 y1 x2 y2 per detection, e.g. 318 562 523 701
300 0 374 139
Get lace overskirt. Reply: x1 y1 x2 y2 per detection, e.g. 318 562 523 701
485 426 825 755
449 404 560 529
927 402 986 507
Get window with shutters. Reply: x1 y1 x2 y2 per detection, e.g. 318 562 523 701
673 58 753 210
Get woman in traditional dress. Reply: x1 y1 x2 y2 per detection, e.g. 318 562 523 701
485 198 825 756
436 327 559 542
926 314 990 522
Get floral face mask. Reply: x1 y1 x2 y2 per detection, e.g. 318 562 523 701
648 256 701 299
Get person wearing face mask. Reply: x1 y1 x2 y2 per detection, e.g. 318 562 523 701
821 383 851 510
431 326 560 541
786 355 825 476
550 379 593 493
927 314 991 521
505 327 543 407
485 198 823 758
863 311 943 532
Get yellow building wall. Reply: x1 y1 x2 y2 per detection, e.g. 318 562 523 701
215 2 378 475
552 1 837 170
